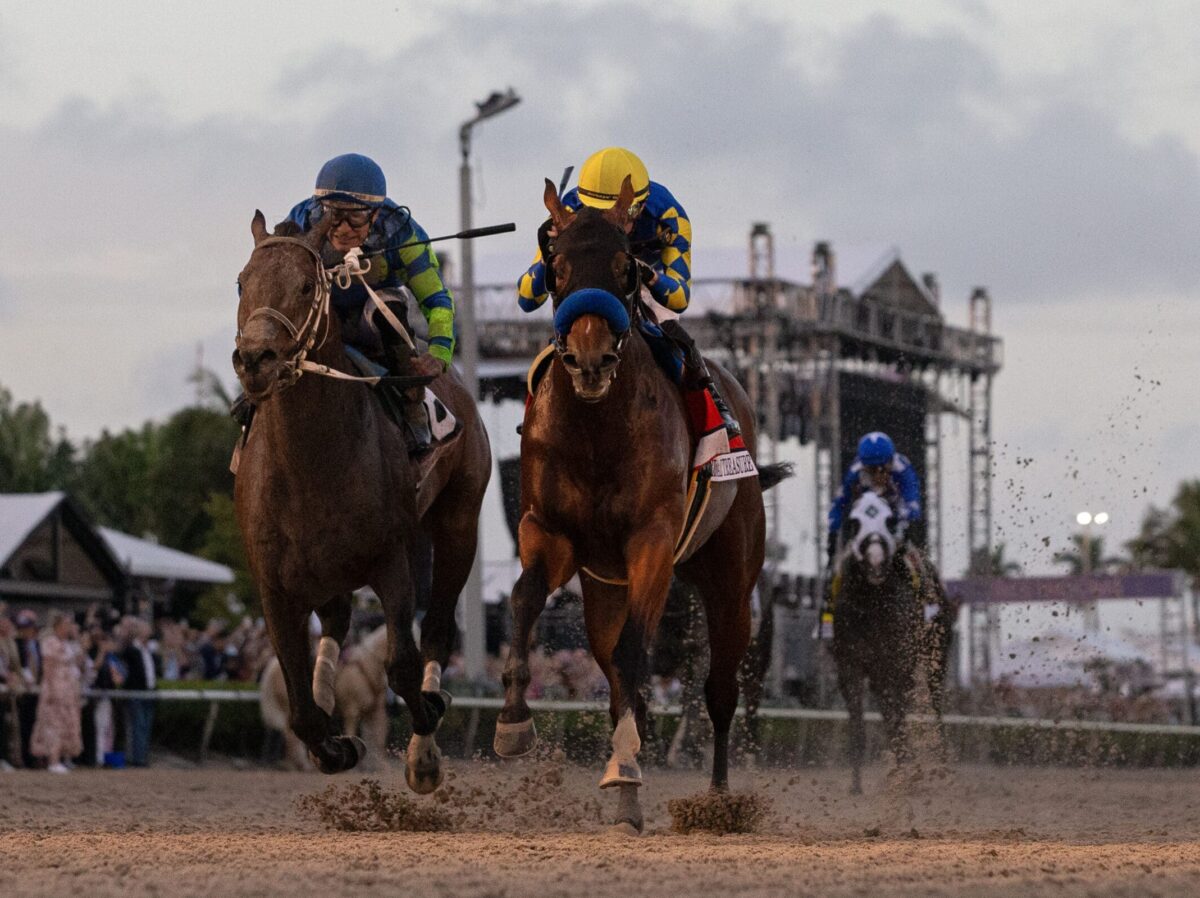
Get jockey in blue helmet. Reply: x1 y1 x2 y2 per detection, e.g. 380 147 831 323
826 431 922 566
281 153 455 450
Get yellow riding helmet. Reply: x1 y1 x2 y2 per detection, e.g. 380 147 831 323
576 147 651 210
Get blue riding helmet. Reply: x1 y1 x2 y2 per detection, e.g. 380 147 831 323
313 154 387 208
857 431 896 467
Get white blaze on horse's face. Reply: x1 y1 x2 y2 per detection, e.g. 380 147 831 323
849 491 896 581
562 315 621 402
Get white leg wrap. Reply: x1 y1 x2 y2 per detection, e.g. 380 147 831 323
312 637 339 715
421 660 442 694
600 711 643 788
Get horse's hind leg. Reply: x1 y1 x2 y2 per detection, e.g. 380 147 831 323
495 514 574 758
372 550 447 794
694 571 752 792
313 594 352 716
264 597 361 774
419 491 481 700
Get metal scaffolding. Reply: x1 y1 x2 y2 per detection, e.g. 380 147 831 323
472 231 1002 594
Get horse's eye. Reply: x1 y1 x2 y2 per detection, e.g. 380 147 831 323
561 352 579 370
300 280 314 295
236 278 243 298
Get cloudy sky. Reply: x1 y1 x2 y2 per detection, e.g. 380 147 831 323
2 0 1198 580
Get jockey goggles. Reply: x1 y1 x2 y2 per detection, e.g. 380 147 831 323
320 201 375 228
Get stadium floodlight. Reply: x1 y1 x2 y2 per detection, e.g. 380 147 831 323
1094 511 1110 525
1076 511 1092 526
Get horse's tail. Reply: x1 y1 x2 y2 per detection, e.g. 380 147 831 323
757 462 794 492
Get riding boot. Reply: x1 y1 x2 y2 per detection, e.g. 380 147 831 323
659 319 742 438
403 398 433 456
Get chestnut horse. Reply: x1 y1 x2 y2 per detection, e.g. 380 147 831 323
233 212 490 792
494 178 790 832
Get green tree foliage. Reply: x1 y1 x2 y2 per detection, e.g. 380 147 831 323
72 424 158 535
147 406 239 554
0 386 74 491
195 492 259 622
1127 480 1200 585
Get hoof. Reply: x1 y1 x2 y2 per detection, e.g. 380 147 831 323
423 689 452 721
599 756 643 789
405 734 444 795
608 821 642 837
310 735 366 775
494 717 537 758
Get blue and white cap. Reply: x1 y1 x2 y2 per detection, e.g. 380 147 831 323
857 431 896 467
313 154 386 207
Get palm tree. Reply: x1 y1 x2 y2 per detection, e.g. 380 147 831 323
1053 533 1122 575
969 541 1023 577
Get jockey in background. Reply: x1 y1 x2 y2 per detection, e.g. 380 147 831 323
234 153 453 451
827 431 922 568
820 430 945 638
517 146 741 439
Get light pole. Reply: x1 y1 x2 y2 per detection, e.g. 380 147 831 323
1075 510 1109 631
458 87 520 682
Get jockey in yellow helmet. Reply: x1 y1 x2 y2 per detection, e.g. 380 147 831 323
517 147 740 436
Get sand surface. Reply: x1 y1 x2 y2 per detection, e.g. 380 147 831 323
1 760 1198 897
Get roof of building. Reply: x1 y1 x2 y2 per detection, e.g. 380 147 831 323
0 491 68 567
0 492 233 586
98 527 234 585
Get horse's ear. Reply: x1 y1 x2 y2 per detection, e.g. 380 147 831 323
544 178 572 231
251 210 269 245
306 212 335 249
605 176 637 233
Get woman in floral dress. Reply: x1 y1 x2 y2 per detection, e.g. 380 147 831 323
30 612 84 773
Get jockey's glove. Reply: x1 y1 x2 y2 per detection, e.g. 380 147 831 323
537 218 556 260
636 258 659 287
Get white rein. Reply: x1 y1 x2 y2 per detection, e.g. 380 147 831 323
242 239 416 391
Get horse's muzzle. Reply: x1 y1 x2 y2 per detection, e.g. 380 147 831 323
562 352 619 402
233 342 285 401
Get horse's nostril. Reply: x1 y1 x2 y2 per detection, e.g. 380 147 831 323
561 353 579 370
239 347 277 371
601 353 619 368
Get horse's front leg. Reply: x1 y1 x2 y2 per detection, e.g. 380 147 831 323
602 518 676 834
835 653 866 795
264 595 362 774
313 594 352 715
494 513 575 757
371 549 448 794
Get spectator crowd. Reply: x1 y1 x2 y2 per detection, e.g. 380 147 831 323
0 601 274 773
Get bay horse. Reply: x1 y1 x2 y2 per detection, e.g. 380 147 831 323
832 490 947 793
233 212 490 792
494 177 790 832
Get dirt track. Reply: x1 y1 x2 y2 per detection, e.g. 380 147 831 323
1 760 1198 897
